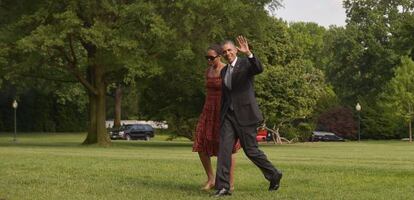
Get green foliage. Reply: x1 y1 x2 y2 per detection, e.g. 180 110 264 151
393 10 414 59
386 56 414 121
327 0 414 103
7 0 167 82
288 22 328 69
106 84 141 121
295 122 315 141
311 86 340 121
0 84 87 132
0 0 179 144
280 122 315 142
359 100 403 139
256 59 326 128
324 26 362 103
378 56 414 138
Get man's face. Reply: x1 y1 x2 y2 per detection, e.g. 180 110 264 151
222 43 237 63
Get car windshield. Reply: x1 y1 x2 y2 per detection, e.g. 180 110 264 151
120 125 133 130
313 131 335 136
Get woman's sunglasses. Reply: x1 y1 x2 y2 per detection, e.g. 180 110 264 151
205 55 219 61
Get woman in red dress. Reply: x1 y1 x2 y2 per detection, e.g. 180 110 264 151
193 44 240 191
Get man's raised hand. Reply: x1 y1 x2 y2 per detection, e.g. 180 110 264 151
236 35 252 56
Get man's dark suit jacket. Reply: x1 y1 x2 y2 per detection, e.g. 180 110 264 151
220 56 264 126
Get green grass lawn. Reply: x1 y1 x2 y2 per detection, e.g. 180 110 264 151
1 133 413 200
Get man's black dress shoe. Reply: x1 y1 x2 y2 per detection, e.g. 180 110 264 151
211 188 232 197
269 172 283 191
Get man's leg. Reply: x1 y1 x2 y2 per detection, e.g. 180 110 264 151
237 124 279 181
215 113 237 190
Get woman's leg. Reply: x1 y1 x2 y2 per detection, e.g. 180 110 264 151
230 153 236 191
198 152 215 190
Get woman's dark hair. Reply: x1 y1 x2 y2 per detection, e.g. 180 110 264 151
207 44 222 56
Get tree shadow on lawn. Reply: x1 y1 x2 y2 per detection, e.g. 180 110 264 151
121 175 276 198
112 140 192 148
0 140 193 149
0 141 84 148
122 176 212 197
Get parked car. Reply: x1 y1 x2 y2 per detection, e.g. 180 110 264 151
109 124 154 141
310 131 345 142
256 128 272 142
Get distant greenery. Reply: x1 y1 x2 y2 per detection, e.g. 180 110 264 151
1 133 414 200
0 86 87 132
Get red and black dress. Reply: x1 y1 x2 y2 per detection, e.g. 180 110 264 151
193 71 240 156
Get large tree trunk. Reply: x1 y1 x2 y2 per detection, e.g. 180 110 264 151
113 84 122 128
83 64 111 146
84 89 97 143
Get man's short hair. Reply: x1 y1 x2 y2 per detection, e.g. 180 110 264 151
221 40 235 48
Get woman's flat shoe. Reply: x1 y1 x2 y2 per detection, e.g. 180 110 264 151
201 183 215 191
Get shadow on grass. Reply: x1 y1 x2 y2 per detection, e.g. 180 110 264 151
0 139 193 149
112 140 192 148
122 176 210 197
0 141 84 148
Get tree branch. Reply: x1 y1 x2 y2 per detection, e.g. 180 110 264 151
69 34 78 66
71 65 98 95
19 73 78 83
57 47 98 95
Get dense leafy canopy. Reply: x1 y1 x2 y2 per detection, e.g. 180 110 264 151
1 0 414 142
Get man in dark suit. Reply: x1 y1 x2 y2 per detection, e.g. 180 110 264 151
212 36 282 197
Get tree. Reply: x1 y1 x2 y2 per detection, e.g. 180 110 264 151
381 56 414 142
1 0 169 145
256 59 326 138
326 0 414 103
250 20 331 141
393 4 414 60
356 99 403 139
287 22 327 70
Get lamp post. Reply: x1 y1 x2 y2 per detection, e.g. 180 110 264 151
355 103 361 142
12 100 18 142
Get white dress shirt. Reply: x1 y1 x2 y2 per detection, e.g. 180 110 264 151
225 54 253 90
225 57 238 90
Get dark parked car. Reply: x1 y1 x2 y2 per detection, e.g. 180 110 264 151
310 131 345 142
109 124 154 141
